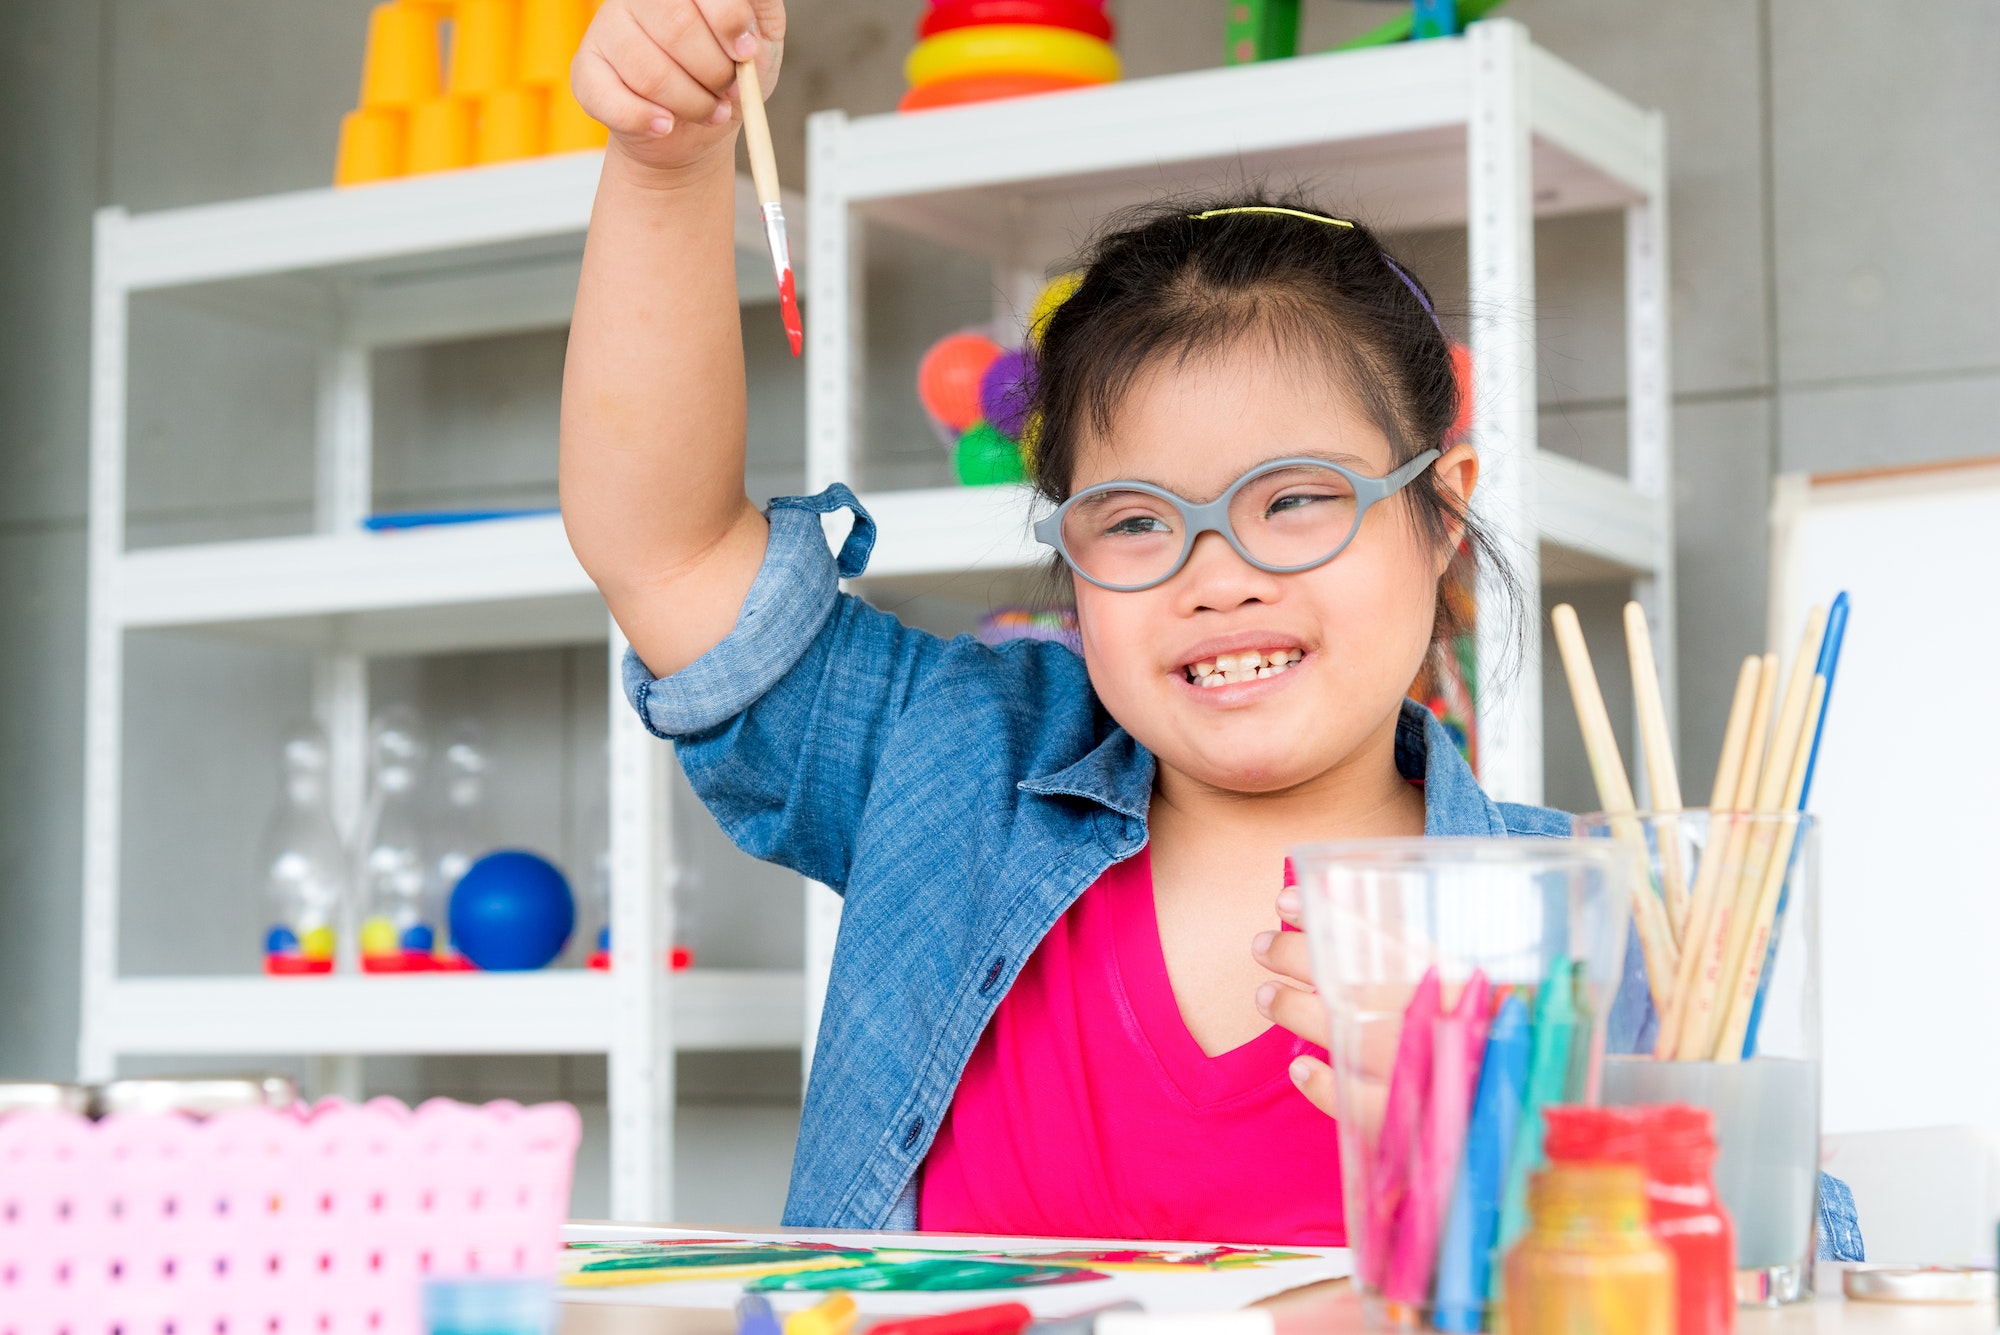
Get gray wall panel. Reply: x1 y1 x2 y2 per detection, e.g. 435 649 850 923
1770 0 2000 386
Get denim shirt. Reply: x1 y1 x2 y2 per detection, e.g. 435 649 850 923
621 486 1862 1260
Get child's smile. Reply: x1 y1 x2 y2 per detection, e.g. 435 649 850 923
1183 644 1307 689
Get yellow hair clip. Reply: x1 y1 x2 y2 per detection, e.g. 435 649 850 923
1188 206 1356 228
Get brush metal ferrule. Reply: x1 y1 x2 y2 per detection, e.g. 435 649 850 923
760 202 792 285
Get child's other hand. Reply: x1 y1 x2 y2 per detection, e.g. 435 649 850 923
1252 886 1336 1118
572 0 786 178
1253 889 1396 1143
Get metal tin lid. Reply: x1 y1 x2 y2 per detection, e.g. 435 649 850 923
1843 1265 1996 1304
0 1082 91 1116
91 1074 300 1119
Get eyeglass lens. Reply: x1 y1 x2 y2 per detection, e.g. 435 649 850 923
1058 463 1361 588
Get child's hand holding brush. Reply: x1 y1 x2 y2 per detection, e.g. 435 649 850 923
572 0 786 175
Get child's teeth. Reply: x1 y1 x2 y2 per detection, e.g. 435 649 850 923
1194 660 1216 677
1201 674 1226 688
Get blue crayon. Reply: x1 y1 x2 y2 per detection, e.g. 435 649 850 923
1431 990 1531 1332
736 1293 782 1335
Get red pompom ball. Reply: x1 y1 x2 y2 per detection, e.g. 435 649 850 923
918 332 1004 433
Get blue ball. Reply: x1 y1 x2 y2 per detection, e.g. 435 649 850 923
448 851 575 971
264 924 300 956
400 922 436 953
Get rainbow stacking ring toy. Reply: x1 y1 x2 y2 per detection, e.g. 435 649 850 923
899 71 1096 112
904 23 1121 90
917 0 1116 42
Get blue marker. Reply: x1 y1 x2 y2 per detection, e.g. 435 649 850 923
1742 591 1849 1057
736 1293 782 1335
1432 990 1531 1332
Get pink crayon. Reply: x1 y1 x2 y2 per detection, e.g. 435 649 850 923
1363 966 1442 1288
1382 971 1491 1305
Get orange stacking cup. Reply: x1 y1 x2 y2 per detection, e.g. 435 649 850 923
357 2 443 108
546 79 610 152
405 96 476 173
335 107 407 184
476 85 548 163
450 0 521 96
518 0 588 85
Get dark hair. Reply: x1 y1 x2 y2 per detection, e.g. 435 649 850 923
1026 192 1520 677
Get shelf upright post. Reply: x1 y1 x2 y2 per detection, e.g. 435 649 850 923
1625 112 1676 741
607 618 675 1220
77 208 131 1084
800 110 859 1082
308 330 373 1101
1465 17 1544 805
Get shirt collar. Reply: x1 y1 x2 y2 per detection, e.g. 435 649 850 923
1020 698 1507 836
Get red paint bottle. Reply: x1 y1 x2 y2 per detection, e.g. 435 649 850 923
1543 1104 1736 1335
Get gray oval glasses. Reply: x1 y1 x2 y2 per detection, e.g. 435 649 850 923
1031 451 1442 593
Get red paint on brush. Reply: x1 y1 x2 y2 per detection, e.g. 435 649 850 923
778 267 803 356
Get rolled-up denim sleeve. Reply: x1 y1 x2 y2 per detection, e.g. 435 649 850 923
619 484 948 892
622 484 877 738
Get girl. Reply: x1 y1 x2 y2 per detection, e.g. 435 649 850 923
565 0 1554 1243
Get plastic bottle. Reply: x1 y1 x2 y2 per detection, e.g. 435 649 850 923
259 725 348 975
1502 1162 1675 1335
428 720 491 970
356 707 433 971
1544 1104 1736 1335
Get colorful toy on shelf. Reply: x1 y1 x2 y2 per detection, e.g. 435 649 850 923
955 421 1026 486
336 0 608 187
450 850 576 971
1025 270 1083 343
901 0 1119 112
1222 0 1506 64
917 331 1004 441
259 725 348 976
357 707 438 972
978 346 1035 440
978 606 1081 654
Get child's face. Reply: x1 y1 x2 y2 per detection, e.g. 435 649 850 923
1068 343 1469 796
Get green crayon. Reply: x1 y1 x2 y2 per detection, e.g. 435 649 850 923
1488 955 1577 1299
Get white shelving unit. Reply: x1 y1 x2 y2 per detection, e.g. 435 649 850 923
80 151 804 1221
802 21 1676 1053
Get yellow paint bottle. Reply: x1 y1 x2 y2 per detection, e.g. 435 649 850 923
1503 1162 1675 1335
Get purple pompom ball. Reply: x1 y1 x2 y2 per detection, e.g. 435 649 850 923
979 347 1035 440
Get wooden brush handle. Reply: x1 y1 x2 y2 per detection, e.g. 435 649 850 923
736 57 781 207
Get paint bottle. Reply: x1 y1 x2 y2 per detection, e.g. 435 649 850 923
1544 1105 1735 1335
1502 1162 1675 1335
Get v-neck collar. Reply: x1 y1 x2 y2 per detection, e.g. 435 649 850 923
1103 846 1312 1111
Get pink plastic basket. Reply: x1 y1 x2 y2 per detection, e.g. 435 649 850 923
0 1096 578 1335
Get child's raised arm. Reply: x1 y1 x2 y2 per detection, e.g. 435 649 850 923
560 0 787 677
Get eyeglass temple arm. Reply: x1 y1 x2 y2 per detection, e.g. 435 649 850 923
1365 447 1443 501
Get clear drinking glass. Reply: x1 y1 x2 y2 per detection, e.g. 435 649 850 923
1293 839 1636 1330
1576 809 1822 1306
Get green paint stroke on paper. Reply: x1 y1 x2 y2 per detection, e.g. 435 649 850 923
748 1258 1109 1292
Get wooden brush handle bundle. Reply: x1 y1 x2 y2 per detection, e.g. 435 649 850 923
1550 600 1837 1063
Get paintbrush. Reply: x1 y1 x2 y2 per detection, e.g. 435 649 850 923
1549 604 1678 1012
736 50 802 356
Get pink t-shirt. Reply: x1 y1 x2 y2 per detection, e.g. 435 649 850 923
919 847 1345 1244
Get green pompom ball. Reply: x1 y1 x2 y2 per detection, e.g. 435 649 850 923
954 420 1025 486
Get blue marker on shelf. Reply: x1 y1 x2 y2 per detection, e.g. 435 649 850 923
1432 989 1531 1332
